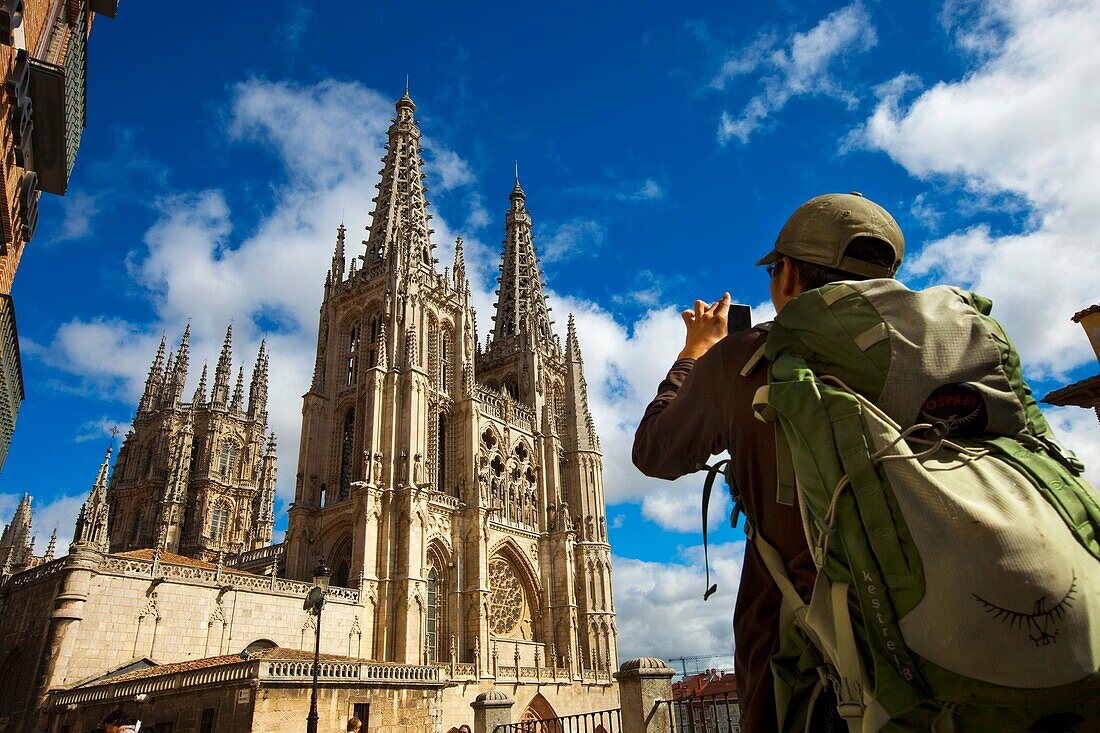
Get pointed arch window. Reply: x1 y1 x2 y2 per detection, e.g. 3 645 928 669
368 314 383 367
439 332 450 391
218 442 237 478
339 409 355 500
426 564 440 662
142 445 155 478
210 503 230 543
129 511 142 547
346 325 361 386
436 413 448 493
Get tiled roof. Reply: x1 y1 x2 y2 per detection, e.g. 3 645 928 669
1042 373 1100 407
113 549 262 575
115 549 218 569
77 647 370 688
1072 304 1100 323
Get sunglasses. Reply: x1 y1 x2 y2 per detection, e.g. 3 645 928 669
765 262 781 279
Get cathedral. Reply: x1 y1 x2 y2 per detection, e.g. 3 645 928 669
0 91 619 732
109 325 277 562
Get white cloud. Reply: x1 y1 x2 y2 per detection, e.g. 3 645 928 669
1044 406 1100 487
624 179 664 201
425 148 476 191
857 0 1100 378
614 541 744 661
538 219 606 263
74 416 131 444
716 3 877 144
55 192 99 242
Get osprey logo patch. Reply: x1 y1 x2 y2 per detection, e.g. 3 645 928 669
918 383 988 435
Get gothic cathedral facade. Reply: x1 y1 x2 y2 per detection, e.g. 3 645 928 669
283 90 618 672
107 325 278 562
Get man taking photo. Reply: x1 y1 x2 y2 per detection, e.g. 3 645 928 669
634 193 1100 732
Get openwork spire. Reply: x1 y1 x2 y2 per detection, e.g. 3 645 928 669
168 323 190 405
563 314 600 453
491 177 553 347
362 91 435 273
212 324 234 407
248 340 269 421
232 366 245 412
73 448 112 552
193 363 208 403
140 335 167 413
331 224 346 283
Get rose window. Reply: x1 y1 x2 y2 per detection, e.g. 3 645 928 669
489 558 525 636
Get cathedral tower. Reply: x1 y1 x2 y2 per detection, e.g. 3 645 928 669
283 91 616 672
107 326 276 561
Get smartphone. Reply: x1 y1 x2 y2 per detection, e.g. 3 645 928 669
727 304 752 335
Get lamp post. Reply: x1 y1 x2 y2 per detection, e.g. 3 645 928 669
305 555 331 733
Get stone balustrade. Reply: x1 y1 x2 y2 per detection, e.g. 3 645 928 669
48 659 444 707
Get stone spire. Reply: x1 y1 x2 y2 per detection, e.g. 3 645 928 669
331 223 347 283
362 90 435 273
563 314 600 453
491 176 554 347
73 448 112 553
248 340 269 421
0 493 31 574
211 325 234 408
453 236 466 290
192 363 208 404
43 527 57 562
231 366 245 412
253 432 277 548
167 323 191 405
139 335 167 413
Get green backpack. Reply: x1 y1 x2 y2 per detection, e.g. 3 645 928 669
748 280 1100 733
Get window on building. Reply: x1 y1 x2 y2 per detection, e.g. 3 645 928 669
439 333 449 390
210 504 230 543
346 324 360 386
199 708 216 733
339 409 355 500
426 565 440 662
130 512 142 547
367 314 383 367
436 413 447 493
218 442 236 478
143 445 155 478
353 703 370 730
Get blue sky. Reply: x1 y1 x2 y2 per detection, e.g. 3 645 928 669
2 0 1098 664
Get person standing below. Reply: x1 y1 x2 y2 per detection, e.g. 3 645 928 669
103 709 140 733
347 716 362 732
633 193 903 732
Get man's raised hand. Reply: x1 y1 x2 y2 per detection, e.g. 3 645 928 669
678 292 731 360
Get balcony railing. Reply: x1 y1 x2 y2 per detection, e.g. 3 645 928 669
661 692 740 733
494 708 621 733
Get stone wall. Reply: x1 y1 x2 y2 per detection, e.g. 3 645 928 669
59 565 363 686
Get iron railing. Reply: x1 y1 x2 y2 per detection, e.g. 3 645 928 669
494 708 621 733
662 692 740 733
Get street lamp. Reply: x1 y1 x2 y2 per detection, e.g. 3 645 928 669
305 555 331 733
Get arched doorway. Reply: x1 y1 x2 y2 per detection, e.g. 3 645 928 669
517 693 559 732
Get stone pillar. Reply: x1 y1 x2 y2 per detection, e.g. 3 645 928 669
32 548 103 728
472 690 514 733
615 657 676 733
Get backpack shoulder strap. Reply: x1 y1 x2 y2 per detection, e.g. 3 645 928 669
740 322 773 377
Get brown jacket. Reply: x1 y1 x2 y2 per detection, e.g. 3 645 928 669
633 329 816 733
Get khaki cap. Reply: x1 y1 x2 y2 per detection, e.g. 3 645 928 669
756 192 904 278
